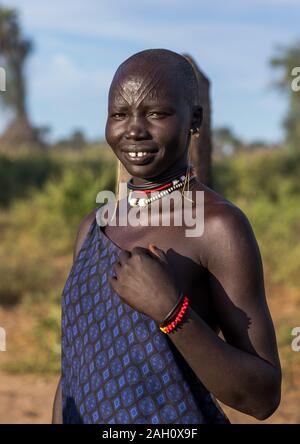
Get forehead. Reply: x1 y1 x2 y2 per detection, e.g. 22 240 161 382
109 63 184 107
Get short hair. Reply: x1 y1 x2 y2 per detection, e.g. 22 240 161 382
112 48 199 106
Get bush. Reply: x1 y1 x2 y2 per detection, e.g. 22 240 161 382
0 153 62 207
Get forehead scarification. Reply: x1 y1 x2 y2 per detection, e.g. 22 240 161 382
109 49 198 111
110 63 174 108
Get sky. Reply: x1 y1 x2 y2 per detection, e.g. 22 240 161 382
1 0 300 143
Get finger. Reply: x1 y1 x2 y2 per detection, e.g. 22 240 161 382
114 262 122 274
131 246 149 256
148 243 168 264
109 275 120 293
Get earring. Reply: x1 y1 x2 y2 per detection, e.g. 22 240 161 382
194 127 200 138
190 127 200 138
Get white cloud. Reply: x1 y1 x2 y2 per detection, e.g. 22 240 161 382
2 0 298 141
29 53 111 100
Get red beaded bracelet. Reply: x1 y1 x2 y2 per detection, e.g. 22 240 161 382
159 295 190 334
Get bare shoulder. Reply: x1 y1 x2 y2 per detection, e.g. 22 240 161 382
73 208 97 262
192 181 257 266
193 181 252 233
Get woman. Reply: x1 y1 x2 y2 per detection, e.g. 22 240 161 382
52 49 281 424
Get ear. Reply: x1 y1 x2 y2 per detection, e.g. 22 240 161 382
191 105 203 130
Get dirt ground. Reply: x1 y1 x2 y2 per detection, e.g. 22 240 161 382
0 371 58 424
0 285 299 424
0 370 299 424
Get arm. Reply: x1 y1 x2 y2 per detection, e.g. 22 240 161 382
52 377 62 424
167 204 281 420
52 209 97 424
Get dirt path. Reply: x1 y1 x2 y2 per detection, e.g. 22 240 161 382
0 371 58 424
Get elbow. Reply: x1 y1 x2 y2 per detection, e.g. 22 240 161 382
235 368 282 421
253 392 281 420
252 373 282 421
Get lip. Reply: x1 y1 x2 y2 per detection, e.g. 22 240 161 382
122 150 157 165
121 146 158 153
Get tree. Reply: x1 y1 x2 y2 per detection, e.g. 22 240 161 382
55 129 87 149
0 5 41 148
270 41 300 151
213 126 243 156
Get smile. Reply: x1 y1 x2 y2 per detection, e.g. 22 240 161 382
122 150 157 165
128 151 149 158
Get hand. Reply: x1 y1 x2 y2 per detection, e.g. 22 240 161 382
109 243 180 324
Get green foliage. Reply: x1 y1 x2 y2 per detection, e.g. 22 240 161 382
270 41 300 151
0 5 33 116
54 164 115 233
0 153 61 207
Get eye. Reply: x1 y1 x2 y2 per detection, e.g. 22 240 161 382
111 112 126 120
147 111 169 119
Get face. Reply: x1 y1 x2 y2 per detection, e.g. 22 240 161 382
105 62 199 181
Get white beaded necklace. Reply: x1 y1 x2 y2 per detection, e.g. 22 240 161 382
128 173 196 207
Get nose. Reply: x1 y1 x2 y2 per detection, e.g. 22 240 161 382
124 117 149 140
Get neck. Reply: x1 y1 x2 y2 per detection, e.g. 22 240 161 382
131 159 189 187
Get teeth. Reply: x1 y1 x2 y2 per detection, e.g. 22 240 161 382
128 152 149 158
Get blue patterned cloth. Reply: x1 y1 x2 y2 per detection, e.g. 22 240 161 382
61 212 230 424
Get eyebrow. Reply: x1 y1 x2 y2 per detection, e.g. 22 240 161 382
109 102 176 113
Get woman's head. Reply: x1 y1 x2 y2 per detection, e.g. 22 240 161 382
105 49 202 180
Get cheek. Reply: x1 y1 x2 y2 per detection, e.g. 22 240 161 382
105 119 112 144
151 117 189 147
105 120 123 147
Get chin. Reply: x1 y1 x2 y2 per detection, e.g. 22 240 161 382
127 163 167 179
119 158 162 178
